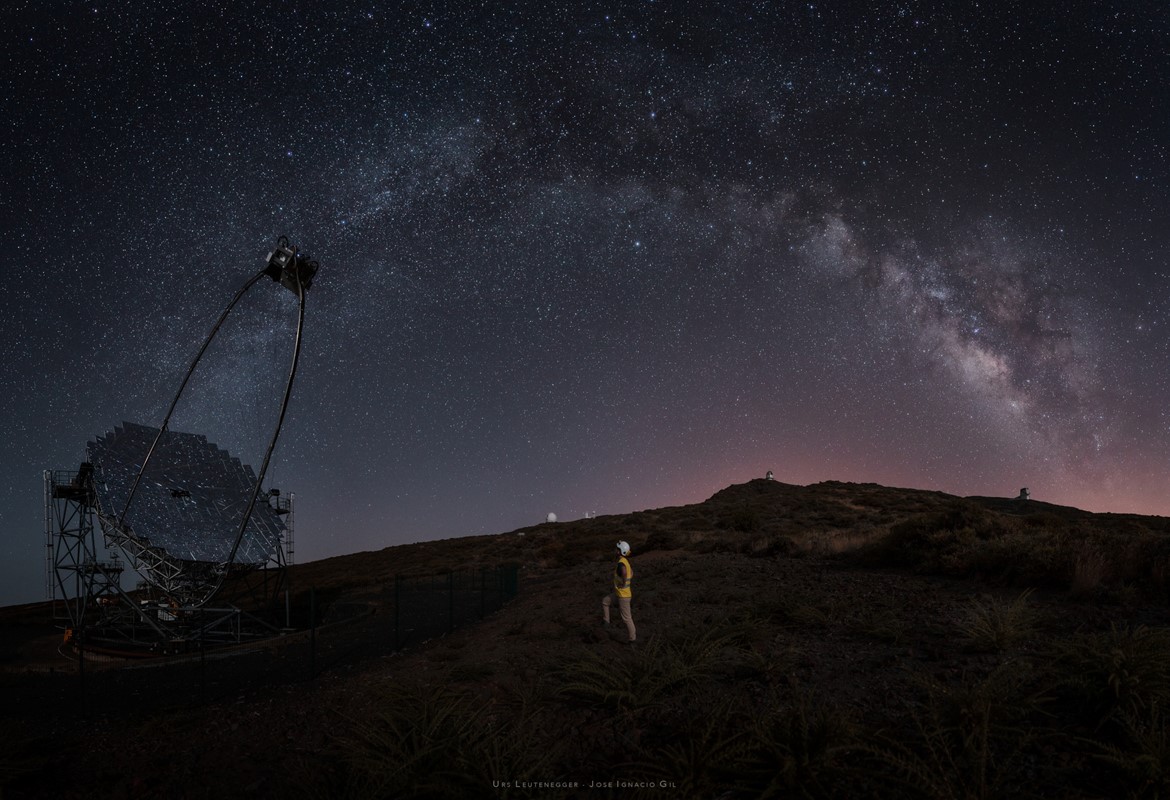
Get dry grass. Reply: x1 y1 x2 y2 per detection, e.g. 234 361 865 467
329 683 566 800
554 628 742 713
1071 544 1110 597
795 526 887 556
959 589 1038 652
736 685 861 798
1090 706 1170 796
1052 625 1170 728
862 664 1044 800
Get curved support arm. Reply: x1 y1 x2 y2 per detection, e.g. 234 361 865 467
205 249 307 604
118 269 269 528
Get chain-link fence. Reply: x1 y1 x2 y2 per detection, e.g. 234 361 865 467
7 564 519 722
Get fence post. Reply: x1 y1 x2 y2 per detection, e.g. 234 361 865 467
480 568 485 620
309 586 316 681
448 571 454 635
394 574 400 651
199 610 206 704
77 632 87 721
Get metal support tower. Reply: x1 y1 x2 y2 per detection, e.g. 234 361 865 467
265 488 295 564
45 467 125 629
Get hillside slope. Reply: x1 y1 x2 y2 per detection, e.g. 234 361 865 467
7 479 1170 799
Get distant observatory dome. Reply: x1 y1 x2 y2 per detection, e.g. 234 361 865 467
546 512 558 523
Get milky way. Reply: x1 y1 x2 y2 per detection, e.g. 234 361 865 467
1 1 1167 604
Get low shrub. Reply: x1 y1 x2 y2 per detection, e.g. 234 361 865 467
1051 625 1170 729
861 663 1045 799
736 686 861 798
854 504 1011 572
723 508 762 533
554 629 741 713
624 700 749 799
1090 705 1170 797
953 531 1072 587
959 589 1038 652
642 530 684 553
331 684 563 799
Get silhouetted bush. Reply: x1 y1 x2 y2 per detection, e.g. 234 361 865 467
959 589 1038 652
332 683 563 799
740 535 796 558
693 533 739 554
855 504 1086 586
642 530 685 553
730 508 762 533
1050 625 1170 730
861 663 1046 799
1024 512 1065 530
673 512 712 531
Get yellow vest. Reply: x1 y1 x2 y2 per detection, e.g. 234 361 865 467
614 556 633 598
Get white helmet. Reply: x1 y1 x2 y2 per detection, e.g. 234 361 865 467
616 540 630 556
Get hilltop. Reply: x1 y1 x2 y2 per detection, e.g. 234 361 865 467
5 478 1170 798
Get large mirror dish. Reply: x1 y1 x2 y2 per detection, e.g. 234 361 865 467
88 422 285 598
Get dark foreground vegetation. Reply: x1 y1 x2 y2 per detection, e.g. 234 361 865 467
5 479 1170 798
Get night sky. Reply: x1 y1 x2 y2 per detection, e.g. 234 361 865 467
2 1 1167 606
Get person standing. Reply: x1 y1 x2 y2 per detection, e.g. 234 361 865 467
602 541 636 643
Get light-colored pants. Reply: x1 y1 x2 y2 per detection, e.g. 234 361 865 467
602 594 636 642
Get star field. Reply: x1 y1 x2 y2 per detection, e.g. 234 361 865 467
1 1 1167 605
